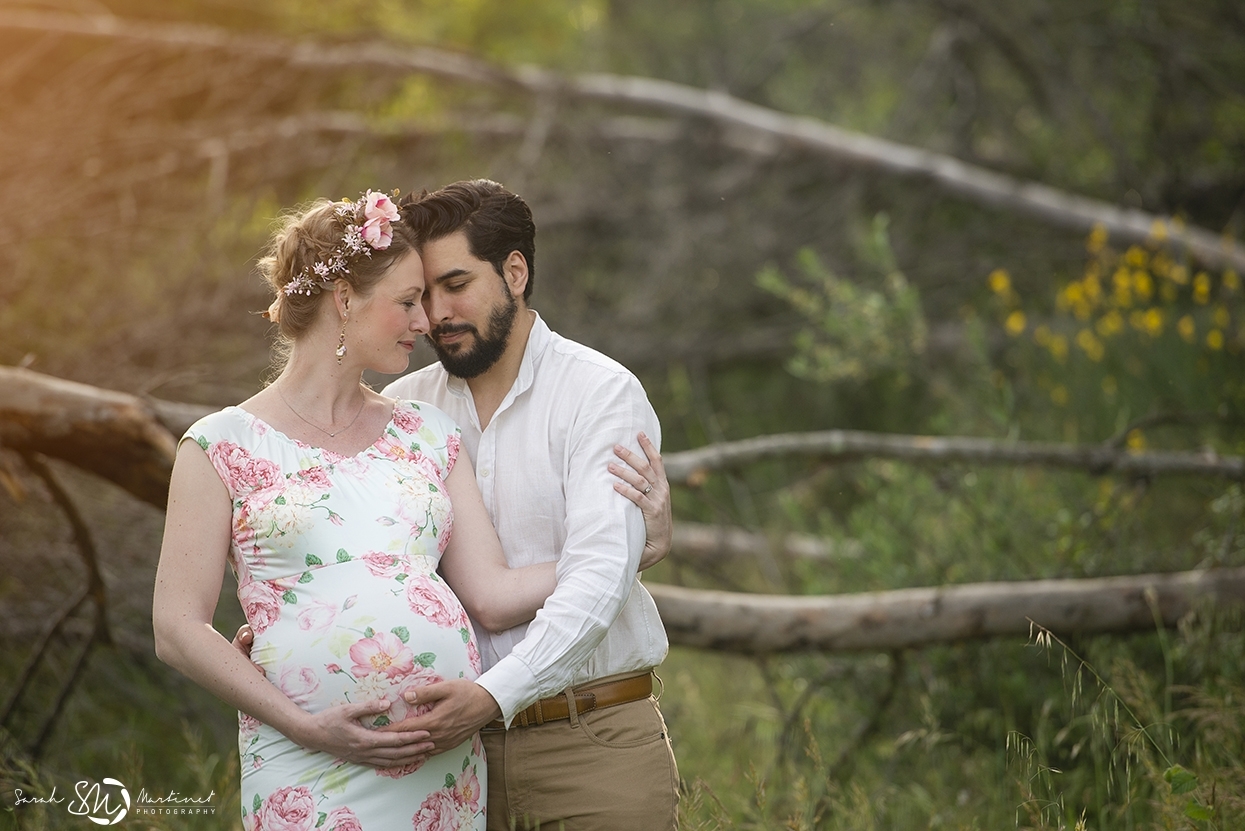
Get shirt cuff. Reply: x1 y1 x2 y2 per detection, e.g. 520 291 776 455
475 654 541 727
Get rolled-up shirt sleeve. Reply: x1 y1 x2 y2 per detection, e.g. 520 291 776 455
474 372 658 725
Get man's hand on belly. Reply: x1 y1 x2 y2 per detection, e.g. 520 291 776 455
379 680 502 755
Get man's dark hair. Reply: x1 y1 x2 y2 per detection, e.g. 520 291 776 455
400 179 536 301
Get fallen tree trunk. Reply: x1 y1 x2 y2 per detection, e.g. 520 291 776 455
0 9 1240 273
650 567 1245 653
672 521 859 562
0 367 180 509
664 430 1245 484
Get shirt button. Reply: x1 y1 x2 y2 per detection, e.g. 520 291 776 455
480 468 490 477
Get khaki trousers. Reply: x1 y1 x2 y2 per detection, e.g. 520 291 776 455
480 696 679 831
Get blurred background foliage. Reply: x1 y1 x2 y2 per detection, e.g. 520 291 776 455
2 0 1244 828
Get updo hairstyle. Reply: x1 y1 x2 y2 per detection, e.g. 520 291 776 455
258 198 419 342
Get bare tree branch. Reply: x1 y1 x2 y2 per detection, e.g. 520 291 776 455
650 566 1245 653
4 368 1242 515
1 10 1240 272
21 453 111 647
664 429 1245 484
673 521 860 563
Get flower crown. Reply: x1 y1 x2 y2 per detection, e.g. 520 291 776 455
283 190 401 297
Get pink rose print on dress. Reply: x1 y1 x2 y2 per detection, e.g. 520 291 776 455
456 767 482 814
410 787 460 831
362 550 405 578
257 786 317 831
239 711 262 740
405 576 468 629
375 667 445 779
209 441 282 494
445 432 461 472
296 465 332 490
239 580 283 634
277 666 321 707
297 599 338 634
391 404 424 434
389 667 445 722
324 806 363 831
349 631 415 679
466 639 482 676
376 761 422 780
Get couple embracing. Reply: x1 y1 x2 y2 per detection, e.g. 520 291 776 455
153 180 679 830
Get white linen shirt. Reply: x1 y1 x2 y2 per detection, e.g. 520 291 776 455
383 313 669 725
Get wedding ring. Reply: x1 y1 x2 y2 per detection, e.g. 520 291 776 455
642 484 653 495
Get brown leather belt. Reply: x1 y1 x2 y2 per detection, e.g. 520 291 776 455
486 672 653 729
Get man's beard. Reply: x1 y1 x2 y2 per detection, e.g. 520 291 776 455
427 290 519 379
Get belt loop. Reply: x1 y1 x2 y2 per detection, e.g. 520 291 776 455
564 686 580 729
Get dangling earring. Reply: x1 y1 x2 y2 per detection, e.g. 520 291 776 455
336 317 347 364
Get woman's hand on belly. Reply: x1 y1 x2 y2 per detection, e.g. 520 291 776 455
293 699 436 769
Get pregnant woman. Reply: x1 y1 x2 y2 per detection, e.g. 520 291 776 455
152 192 668 830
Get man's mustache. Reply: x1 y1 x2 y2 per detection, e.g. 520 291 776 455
430 323 476 339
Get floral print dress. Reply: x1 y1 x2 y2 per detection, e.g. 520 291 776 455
184 401 486 831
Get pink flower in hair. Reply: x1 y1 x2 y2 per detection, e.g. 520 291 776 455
361 190 399 249
364 190 400 223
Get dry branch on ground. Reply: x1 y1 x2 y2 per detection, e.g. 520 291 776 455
650 567 1245 653
663 429 1245 483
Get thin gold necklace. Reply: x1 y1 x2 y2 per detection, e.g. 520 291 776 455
276 383 366 438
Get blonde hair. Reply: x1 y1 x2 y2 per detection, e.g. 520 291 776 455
258 198 418 343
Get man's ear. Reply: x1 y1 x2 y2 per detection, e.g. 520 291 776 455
503 251 529 300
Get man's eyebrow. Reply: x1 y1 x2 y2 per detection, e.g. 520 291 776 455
432 268 471 284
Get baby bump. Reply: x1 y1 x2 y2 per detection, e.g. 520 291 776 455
240 558 482 722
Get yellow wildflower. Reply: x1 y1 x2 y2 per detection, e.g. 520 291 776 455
1224 269 1240 292
1142 307 1164 337
1132 270 1153 302
1087 223 1108 253
988 269 1011 295
1177 315 1196 343
1096 310 1123 337
1113 268 1133 307
1050 385 1069 406
1126 429 1145 452
1207 329 1224 350
1076 329 1105 362
1063 282 1084 306
1149 219 1168 242
1005 310 1027 336
1124 246 1148 268
1193 271 1211 304
1213 305 1230 329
